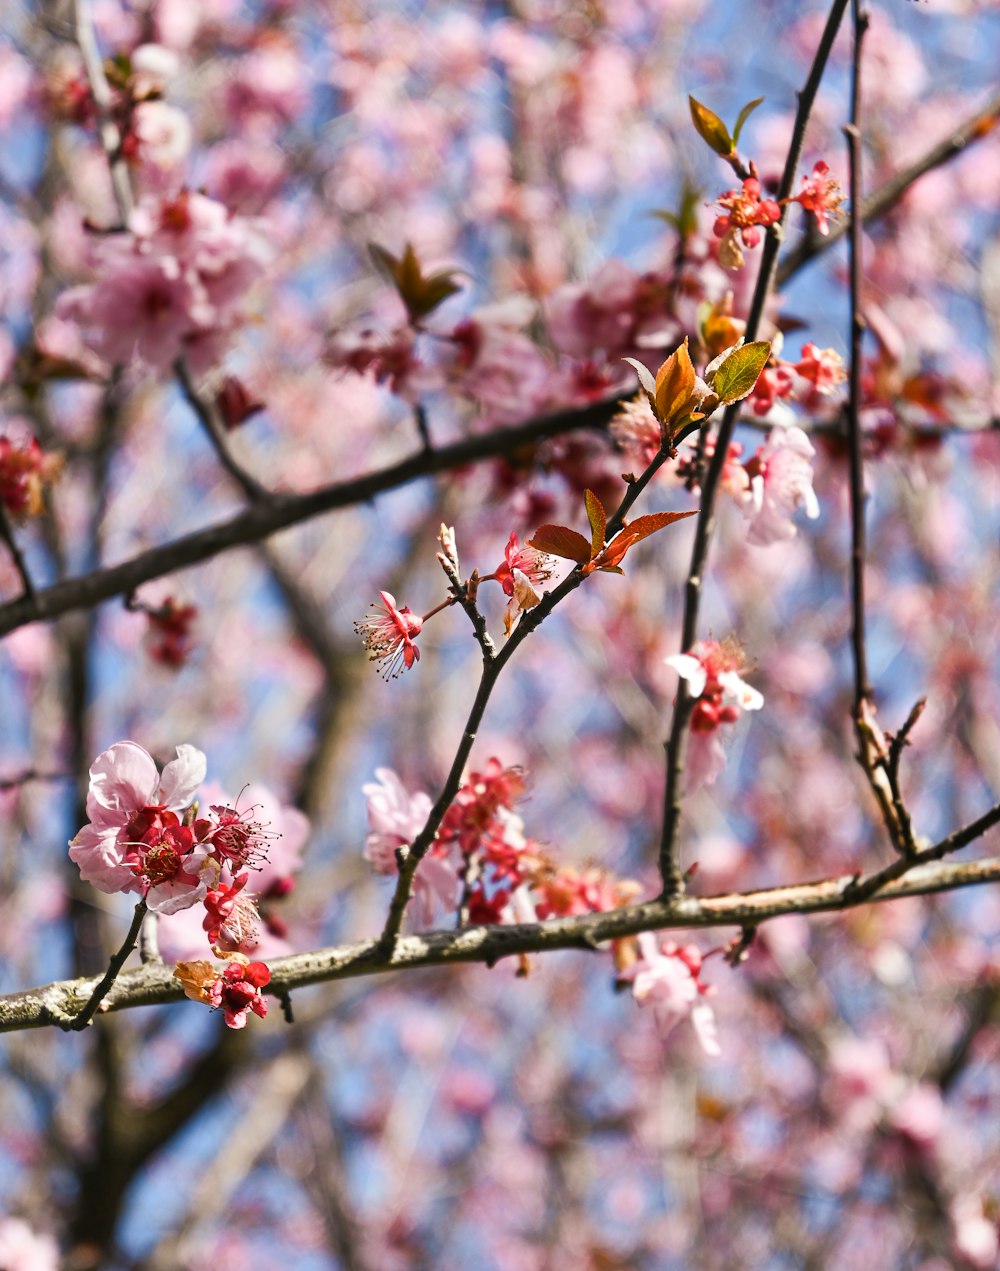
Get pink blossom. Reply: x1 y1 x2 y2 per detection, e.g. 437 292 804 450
56 252 201 372
362 769 432 874
791 161 845 236
55 191 268 376
129 100 192 172
666 640 763 791
208 959 271 1028
354 591 423 678
362 769 459 929
619 932 720 1055
69 741 208 913
744 426 820 545
489 532 553 635
0 1217 59 1271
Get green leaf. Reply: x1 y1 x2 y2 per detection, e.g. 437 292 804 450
527 525 592 567
689 95 732 158
731 96 765 149
709 340 771 404
584 489 607 560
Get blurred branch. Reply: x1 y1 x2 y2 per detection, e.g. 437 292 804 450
0 394 623 638
6 819 1000 1033
0 502 36 601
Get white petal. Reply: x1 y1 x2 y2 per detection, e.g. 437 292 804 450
664 654 707 697
691 1002 722 1056
718 670 764 712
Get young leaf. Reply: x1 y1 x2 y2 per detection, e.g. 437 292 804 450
527 525 592 567
591 509 699 572
622 356 657 402
689 96 732 158
584 489 607 560
708 340 771 405
654 338 698 426
731 96 765 149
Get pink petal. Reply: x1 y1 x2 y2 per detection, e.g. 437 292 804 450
158 743 207 809
68 823 136 894
86 741 158 820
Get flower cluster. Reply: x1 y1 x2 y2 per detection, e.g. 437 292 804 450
174 954 271 1029
56 190 269 376
0 434 62 519
363 760 639 934
713 177 782 270
616 933 720 1055
666 640 764 790
69 741 306 1028
354 529 556 677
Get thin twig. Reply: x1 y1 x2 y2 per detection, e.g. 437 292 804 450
174 359 271 502
0 503 36 601
68 900 147 1030
658 0 852 896
73 0 133 222
777 90 1000 287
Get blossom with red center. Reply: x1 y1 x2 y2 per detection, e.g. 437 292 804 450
69 741 209 913
489 532 554 635
618 932 720 1055
713 177 782 270
0 435 62 519
743 425 820 545
354 590 423 678
120 806 205 897
666 640 763 791
210 959 270 1027
198 802 269 870
202 874 261 952
791 161 845 236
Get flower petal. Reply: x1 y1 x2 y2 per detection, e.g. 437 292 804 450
158 743 207 810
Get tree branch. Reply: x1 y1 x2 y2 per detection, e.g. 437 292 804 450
5 821 999 1034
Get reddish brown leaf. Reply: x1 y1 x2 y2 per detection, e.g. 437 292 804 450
527 524 592 566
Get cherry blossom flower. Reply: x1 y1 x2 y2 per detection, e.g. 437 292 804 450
354 591 423 678
55 191 269 376
201 873 262 951
791 161 845 236
666 640 763 791
618 932 720 1055
363 768 432 875
175 956 270 1028
713 177 782 270
743 425 820 545
610 393 661 469
488 532 554 634
69 741 208 913
0 434 62 519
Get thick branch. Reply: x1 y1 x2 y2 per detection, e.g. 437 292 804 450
5 833 1000 1034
